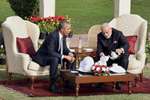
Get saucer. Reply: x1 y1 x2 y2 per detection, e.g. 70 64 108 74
83 48 94 52
70 49 75 52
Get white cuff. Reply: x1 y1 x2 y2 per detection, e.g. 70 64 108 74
120 48 124 53
100 52 105 56
61 55 64 59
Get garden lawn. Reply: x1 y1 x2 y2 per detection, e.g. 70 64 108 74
1 0 150 33
131 0 150 32
0 0 15 26
56 0 113 34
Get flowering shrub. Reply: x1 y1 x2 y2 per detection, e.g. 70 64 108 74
27 16 71 33
92 64 110 76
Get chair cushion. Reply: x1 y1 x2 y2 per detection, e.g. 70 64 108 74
16 37 36 58
126 35 137 54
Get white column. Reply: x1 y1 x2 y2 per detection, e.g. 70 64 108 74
39 0 55 17
114 0 131 17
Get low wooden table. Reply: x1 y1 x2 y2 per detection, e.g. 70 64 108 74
60 70 135 96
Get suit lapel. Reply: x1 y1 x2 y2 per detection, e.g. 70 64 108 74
55 31 60 52
108 32 118 51
101 33 115 51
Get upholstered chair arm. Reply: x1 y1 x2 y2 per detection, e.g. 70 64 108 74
136 21 147 55
128 51 146 73
135 20 147 61
136 51 146 61
135 22 147 69
16 53 31 74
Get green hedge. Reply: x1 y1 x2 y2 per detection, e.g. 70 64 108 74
8 0 39 18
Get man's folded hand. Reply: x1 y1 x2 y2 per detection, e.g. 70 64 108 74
64 55 75 63
115 48 124 55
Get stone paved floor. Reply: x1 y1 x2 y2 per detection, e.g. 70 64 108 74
67 34 88 48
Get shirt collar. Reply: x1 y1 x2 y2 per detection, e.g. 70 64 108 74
59 32 63 39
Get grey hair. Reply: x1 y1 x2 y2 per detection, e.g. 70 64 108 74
101 23 111 30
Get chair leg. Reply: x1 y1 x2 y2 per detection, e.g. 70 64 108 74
5 58 12 81
139 72 143 82
6 60 13 85
5 72 13 85
30 76 36 90
133 76 138 87
7 73 12 81
132 73 143 87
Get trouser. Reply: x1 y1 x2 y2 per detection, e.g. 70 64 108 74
48 57 76 85
107 54 129 70
62 59 76 70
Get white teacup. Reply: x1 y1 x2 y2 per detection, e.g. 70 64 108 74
112 63 118 67
110 51 118 60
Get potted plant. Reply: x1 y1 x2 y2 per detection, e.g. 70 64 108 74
27 16 71 39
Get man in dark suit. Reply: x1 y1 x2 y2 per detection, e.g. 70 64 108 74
96 23 129 90
32 20 76 93
96 23 129 70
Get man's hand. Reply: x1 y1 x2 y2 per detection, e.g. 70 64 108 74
64 55 75 63
70 56 75 63
115 48 124 55
68 52 74 57
100 52 105 57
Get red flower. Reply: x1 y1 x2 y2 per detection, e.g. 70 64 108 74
27 16 71 33
92 64 110 76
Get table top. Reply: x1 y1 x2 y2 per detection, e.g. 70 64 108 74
60 70 135 84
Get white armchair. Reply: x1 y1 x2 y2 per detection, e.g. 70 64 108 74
2 16 49 89
87 14 147 81
87 25 101 49
109 14 147 81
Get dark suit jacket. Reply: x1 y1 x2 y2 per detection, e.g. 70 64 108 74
33 30 70 66
96 28 129 60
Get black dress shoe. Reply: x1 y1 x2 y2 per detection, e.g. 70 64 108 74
49 84 61 93
64 80 74 89
115 82 121 90
64 83 74 89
